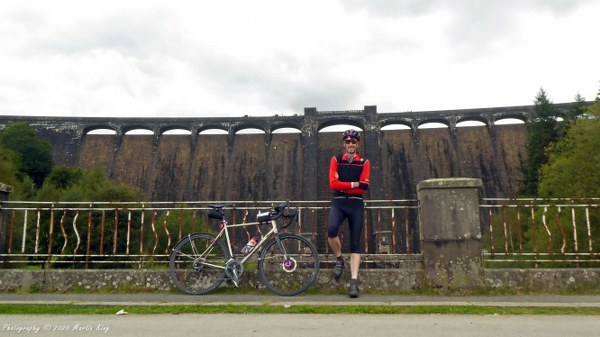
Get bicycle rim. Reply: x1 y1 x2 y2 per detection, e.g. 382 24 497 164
169 232 229 295
258 233 320 296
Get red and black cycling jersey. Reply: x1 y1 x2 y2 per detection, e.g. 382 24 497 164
329 152 370 197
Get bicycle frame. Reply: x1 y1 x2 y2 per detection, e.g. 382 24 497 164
201 217 281 268
169 203 319 296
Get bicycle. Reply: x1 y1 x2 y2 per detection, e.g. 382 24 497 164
168 201 320 296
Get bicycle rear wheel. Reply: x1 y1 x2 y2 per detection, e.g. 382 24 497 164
169 232 230 295
258 233 320 296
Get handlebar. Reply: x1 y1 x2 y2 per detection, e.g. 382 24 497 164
274 200 297 229
208 201 297 228
255 200 297 228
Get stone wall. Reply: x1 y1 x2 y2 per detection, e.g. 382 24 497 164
2 268 599 293
2 178 600 293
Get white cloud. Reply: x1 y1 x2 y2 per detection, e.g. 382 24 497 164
0 0 598 118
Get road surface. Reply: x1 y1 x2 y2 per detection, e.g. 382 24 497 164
2 314 600 337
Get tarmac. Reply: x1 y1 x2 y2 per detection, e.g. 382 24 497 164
1 292 600 308
3 293 600 337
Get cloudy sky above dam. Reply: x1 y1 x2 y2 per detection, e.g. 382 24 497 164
0 0 599 119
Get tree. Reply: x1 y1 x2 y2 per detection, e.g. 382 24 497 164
0 144 20 187
562 93 587 134
46 166 84 190
519 88 560 196
36 165 147 202
538 99 600 197
0 122 54 187
32 165 149 268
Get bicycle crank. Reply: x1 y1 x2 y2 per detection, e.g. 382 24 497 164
224 260 244 286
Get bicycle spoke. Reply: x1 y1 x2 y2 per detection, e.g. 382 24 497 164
189 234 199 256
258 234 319 296
169 233 229 295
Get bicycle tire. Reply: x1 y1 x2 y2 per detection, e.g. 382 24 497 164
258 233 320 296
169 232 230 295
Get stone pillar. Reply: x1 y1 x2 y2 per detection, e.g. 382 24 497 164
301 108 319 201
0 183 13 265
417 178 484 288
362 105 385 252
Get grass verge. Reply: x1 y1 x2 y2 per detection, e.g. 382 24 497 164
1 304 600 315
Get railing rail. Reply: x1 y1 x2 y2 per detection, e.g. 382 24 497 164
0 199 420 268
481 198 600 266
4 197 599 269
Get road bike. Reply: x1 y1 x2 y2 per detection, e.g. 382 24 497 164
168 201 320 296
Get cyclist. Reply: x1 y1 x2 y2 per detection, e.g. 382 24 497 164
327 128 370 298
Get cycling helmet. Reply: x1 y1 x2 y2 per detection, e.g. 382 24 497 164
342 129 360 142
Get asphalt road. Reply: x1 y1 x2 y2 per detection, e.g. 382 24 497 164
2 313 600 337
2 293 600 337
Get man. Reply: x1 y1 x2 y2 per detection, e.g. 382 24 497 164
327 129 370 298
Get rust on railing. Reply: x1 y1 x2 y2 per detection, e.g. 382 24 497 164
7 198 596 268
482 198 600 266
99 210 105 256
8 210 14 254
73 212 81 257
0 200 419 268
126 210 132 255
151 209 158 255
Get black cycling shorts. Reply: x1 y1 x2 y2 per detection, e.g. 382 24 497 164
327 197 364 253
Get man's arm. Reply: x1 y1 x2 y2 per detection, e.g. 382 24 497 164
329 156 353 190
346 159 370 194
358 159 370 191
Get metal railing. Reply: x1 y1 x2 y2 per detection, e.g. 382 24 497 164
5 197 598 269
481 198 600 267
0 200 420 268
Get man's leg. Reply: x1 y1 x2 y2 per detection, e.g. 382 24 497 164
350 252 360 279
328 236 342 257
347 201 364 298
349 254 360 298
328 237 345 281
327 205 345 281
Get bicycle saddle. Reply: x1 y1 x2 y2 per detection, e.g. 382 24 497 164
208 204 228 210
207 204 228 220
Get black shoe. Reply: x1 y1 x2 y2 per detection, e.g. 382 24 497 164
333 259 344 282
349 281 359 298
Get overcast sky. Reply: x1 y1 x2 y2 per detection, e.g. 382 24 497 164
1 0 599 118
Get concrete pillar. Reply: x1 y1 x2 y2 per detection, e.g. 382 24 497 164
0 183 13 265
363 106 385 252
301 108 318 201
417 178 484 288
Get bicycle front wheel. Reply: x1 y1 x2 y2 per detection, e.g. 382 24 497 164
258 233 320 296
169 232 230 295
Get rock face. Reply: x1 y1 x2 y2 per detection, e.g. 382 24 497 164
75 124 526 201
380 124 526 200
78 133 307 201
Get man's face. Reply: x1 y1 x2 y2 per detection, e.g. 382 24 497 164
343 139 358 154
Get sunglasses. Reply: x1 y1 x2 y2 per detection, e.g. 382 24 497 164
344 140 357 144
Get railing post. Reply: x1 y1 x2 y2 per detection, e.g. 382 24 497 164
417 178 484 288
0 183 14 266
